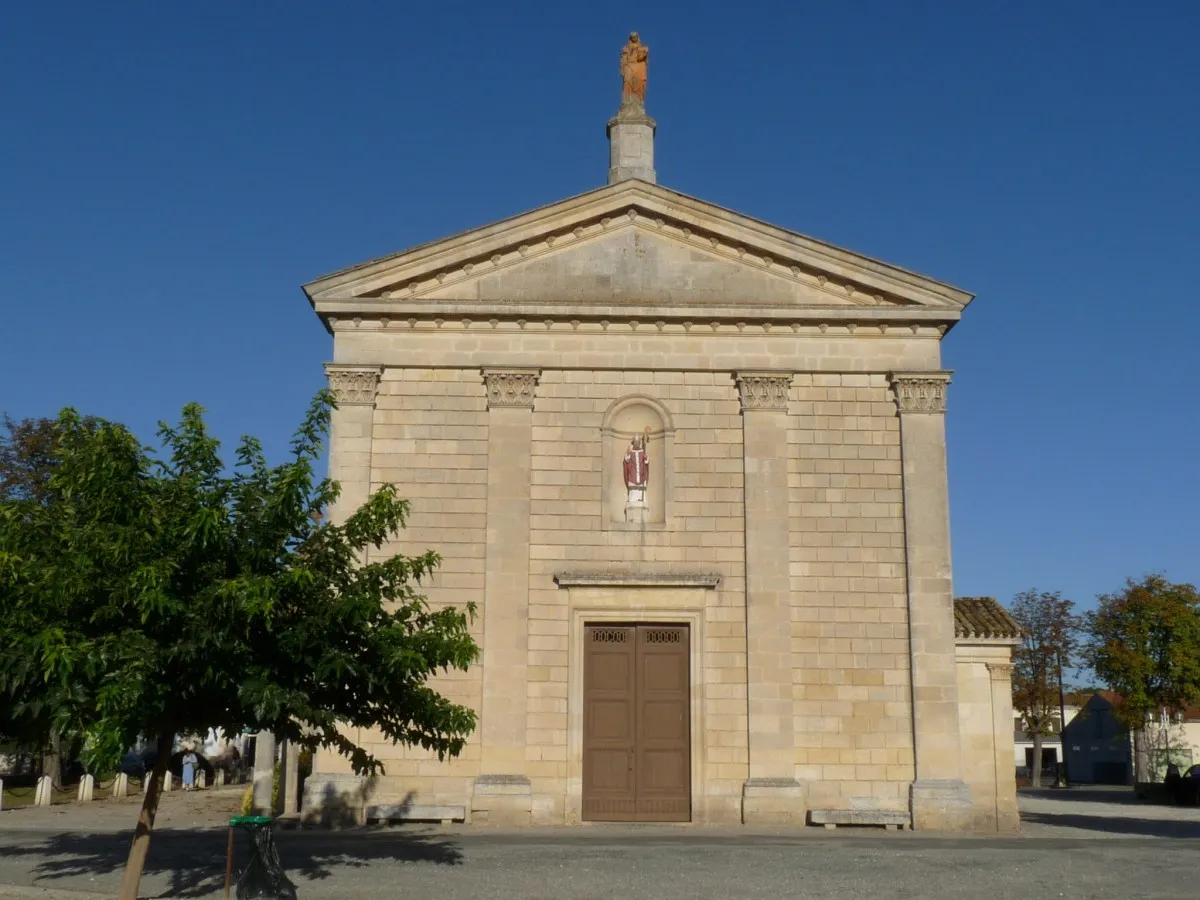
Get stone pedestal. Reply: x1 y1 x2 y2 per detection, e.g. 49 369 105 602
741 778 807 825
279 739 300 815
471 775 533 825
35 775 52 807
607 103 656 184
301 773 367 827
252 731 276 814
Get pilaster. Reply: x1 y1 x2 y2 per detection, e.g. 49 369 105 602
324 365 383 527
735 371 804 824
890 371 970 830
986 662 1021 832
473 368 539 824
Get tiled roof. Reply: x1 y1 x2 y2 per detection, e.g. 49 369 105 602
954 596 1022 640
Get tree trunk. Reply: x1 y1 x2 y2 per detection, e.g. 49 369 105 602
1132 728 1147 784
1031 732 1044 788
118 729 173 900
41 731 61 785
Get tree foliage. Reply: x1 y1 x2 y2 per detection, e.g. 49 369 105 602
1009 589 1078 787
0 393 479 898
1085 574 1200 731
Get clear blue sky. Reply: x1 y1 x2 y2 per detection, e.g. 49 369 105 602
3 2 1196 612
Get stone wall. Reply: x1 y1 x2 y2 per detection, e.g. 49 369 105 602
307 329 984 826
789 373 913 812
955 646 1020 832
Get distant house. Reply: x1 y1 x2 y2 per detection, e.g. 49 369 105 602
1013 704 1082 784
1062 693 1132 785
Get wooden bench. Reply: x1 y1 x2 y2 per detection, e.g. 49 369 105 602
809 809 910 830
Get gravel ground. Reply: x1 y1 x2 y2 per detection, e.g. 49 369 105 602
0 787 1197 899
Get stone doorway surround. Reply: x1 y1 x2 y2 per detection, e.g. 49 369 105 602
554 573 719 824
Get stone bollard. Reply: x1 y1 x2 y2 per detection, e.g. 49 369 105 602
197 770 207 790
215 769 226 788
0 777 4 812
77 774 95 804
163 771 174 793
35 775 53 807
112 773 129 799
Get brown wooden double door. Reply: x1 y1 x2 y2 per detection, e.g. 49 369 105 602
582 624 691 822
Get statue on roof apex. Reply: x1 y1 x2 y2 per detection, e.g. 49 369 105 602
620 32 649 108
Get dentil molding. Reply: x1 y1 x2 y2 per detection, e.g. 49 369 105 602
889 371 952 414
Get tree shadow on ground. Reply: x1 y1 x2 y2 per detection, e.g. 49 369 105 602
1020 812 1200 839
5 826 463 898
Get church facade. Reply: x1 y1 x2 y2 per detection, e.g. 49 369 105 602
302 47 1020 832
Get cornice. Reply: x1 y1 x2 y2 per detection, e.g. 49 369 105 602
553 572 721 588
322 308 955 338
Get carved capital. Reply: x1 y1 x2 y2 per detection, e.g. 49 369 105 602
735 372 792 412
985 662 1014 683
324 365 383 407
889 371 952 414
482 368 540 409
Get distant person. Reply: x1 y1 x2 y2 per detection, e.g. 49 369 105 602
181 747 198 792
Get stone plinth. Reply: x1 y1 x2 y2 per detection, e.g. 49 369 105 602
742 778 807 825
471 775 533 825
607 105 656 184
301 773 367 827
910 779 972 831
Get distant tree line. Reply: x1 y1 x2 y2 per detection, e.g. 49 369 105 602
1008 576 1200 786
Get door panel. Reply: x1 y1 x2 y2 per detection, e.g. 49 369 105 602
583 623 690 822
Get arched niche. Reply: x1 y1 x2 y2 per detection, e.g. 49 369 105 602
601 394 675 529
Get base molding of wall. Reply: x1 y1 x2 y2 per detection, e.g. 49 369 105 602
471 774 533 825
741 777 807 825
910 779 972 831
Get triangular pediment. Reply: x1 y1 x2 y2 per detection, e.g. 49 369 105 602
304 181 972 322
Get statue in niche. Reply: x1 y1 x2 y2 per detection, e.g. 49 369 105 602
620 32 649 107
623 427 650 523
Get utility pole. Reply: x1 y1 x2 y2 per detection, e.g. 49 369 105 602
1055 648 1069 788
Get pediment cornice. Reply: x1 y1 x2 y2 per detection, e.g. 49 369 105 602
304 181 972 328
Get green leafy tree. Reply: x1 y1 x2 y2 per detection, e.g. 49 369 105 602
1085 575 1200 782
1009 590 1078 788
0 395 479 900
0 412 100 778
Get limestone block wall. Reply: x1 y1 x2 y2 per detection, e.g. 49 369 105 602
528 369 749 824
353 369 490 809
955 647 1019 832
788 373 913 812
